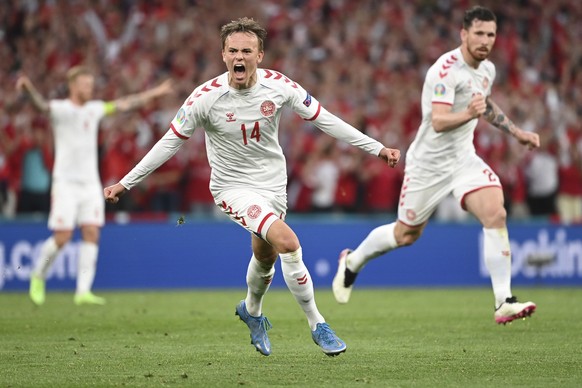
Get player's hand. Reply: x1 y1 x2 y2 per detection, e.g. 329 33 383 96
154 79 175 97
15 74 31 92
467 94 487 118
514 128 540 150
104 183 127 204
378 147 401 168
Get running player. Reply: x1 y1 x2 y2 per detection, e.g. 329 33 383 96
332 6 539 325
104 17 400 356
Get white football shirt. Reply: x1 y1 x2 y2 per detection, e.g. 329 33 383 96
49 99 107 184
121 69 384 195
406 47 496 176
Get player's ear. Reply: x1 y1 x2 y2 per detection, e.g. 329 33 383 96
257 50 264 64
460 28 468 43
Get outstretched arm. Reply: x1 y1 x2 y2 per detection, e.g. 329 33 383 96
484 97 540 150
313 108 401 167
104 129 185 203
112 79 174 113
16 75 50 113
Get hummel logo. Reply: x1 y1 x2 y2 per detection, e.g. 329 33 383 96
226 112 236 122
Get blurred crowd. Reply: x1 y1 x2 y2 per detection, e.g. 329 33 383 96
1 0 581 223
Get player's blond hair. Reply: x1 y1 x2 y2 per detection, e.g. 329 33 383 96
66 66 92 84
220 17 267 52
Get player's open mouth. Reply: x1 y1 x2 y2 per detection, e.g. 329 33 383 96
234 64 246 76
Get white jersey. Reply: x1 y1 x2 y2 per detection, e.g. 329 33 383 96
120 69 384 195
49 99 107 184
406 47 495 176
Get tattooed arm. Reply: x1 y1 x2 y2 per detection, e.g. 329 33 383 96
484 98 540 150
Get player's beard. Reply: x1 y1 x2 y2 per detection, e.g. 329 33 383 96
469 45 490 62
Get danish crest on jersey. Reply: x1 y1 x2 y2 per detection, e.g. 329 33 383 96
247 204 262 219
175 108 186 125
260 100 276 118
434 83 446 97
303 93 312 107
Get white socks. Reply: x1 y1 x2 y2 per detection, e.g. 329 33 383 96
244 255 275 317
33 236 60 278
347 222 398 273
280 247 324 330
483 227 512 308
76 242 98 295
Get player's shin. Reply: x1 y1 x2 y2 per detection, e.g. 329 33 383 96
280 247 324 330
76 242 99 295
483 227 512 308
348 222 398 273
245 255 275 316
33 236 60 278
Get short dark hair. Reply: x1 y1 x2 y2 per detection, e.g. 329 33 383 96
463 6 497 29
220 17 267 52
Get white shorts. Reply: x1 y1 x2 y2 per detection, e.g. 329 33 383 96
48 181 105 231
398 154 501 226
214 188 286 240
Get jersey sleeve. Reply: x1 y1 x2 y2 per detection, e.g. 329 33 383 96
283 78 323 121
48 100 62 119
119 130 185 190
86 100 108 121
169 88 207 139
312 107 384 156
120 87 209 189
427 63 457 106
486 62 496 97
282 77 384 156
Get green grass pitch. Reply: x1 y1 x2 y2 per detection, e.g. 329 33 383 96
1 287 581 387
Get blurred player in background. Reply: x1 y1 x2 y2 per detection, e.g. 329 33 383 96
104 17 400 356
333 6 540 325
17 66 173 306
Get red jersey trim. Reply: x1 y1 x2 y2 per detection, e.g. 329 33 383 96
257 212 276 235
170 123 189 140
396 219 427 228
304 103 321 121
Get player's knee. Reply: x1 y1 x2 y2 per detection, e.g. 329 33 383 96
398 232 420 247
395 228 422 247
54 231 73 247
270 232 300 254
482 206 507 228
81 225 100 243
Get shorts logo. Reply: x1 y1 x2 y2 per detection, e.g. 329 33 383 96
303 93 312 107
434 83 446 97
247 204 262 219
176 108 186 125
260 101 276 118
406 209 417 221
